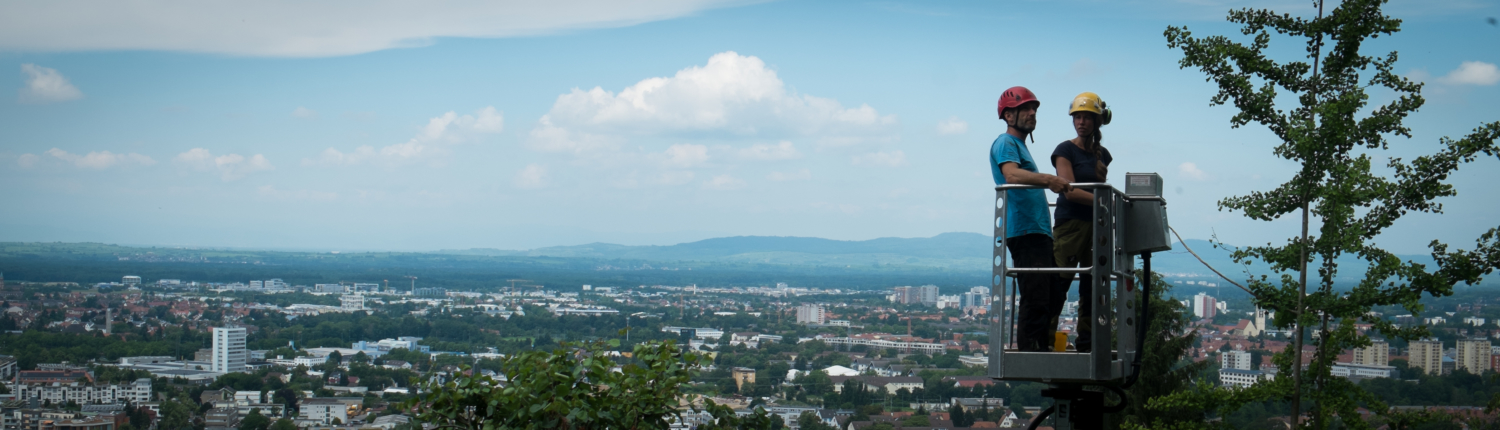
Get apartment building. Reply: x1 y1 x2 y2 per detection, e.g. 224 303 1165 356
1409 339 1445 376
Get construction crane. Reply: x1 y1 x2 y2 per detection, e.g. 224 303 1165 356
506 279 529 292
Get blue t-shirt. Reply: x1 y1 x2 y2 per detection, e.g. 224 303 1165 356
990 133 1052 239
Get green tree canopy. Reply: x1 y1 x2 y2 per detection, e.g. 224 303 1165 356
238 409 270 430
1148 0 1500 428
157 399 194 430
405 338 772 429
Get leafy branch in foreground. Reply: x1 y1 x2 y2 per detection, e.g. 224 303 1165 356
1149 0 1500 428
402 336 774 430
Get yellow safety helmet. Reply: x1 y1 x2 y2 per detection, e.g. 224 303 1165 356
1067 92 1112 125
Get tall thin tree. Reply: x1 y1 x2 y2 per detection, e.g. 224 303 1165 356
1137 0 1500 428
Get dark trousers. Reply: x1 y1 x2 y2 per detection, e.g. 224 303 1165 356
1008 233 1064 351
1053 219 1094 350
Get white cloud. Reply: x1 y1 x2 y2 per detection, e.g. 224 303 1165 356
292 107 318 119
737 141 802 161
311 107 503 166
471 106 505 132
530 51 896 155
0 1 753 57
514 164 548 189
527 116 625 155
1437 61 1500 86
1179 162 1208 180
936 117 968 135
851 150 908 167
703 174 746 190
767 168 811 181
662 144 709 167
25 148 154 169
174 148 274 180
18 64 82 104
257 185 337 201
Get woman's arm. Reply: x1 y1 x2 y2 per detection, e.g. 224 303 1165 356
1054 156 1094 206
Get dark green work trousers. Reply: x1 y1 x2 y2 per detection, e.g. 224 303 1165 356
1053 218 1094 351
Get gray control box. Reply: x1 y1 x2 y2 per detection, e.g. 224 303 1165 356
1125 172 1163 197
1122 172 1172 254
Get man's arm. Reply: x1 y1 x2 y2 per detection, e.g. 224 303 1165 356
1001 162 1074 194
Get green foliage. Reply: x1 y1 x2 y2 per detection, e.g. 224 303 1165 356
238 409 271 430
382 348 431 368
1119 274 1209 427
158 399 195 430
948 404 970 427
269 419 297 430
405 337 771 430
796 411 837 430
797 370 834 396
0 328 208 369
1360 370 1500 407
1159 0 1500 428
930 350 962 368
92 365 154 384
827 379 887 409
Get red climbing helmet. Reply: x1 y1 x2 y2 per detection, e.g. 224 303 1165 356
997 86 1040 118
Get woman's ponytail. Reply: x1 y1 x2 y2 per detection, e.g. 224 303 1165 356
1091 114 1107 180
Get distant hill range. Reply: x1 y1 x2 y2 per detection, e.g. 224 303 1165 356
0 233 1468 291
439 232 1446 286
439 232 990 269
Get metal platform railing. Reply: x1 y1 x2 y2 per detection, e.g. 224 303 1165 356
988 182 1167 384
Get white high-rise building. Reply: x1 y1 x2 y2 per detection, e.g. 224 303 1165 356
341 294 365 311
961 286 992 310
1457 338 1492 375
212 327 247 373
1193 293 1218 320
917 285 939 305
796 304 825 325
1221 350 1252 370
936 295 961 309
249 280 264 289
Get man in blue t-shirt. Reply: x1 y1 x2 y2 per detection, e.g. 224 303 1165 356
990 86 1073 352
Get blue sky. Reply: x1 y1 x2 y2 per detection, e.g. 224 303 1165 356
0 0 1497 253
